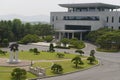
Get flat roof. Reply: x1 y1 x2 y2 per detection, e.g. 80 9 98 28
59 3 120 9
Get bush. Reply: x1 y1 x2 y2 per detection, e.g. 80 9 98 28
0 49 7 55
29 48 40 55
44 35 53 42
56 53 65 58
19 34 40 44
11 68 27 80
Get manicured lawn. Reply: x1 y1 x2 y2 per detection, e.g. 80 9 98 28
33 60 98 76
0 51 83 60
0 67 36 80
33 62 53 68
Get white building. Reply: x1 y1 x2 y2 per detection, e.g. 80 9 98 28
50 3 120 40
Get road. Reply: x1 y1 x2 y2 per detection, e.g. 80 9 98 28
1 43 120 80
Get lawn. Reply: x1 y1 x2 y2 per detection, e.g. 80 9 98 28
33 60 98 76
0 51 83 60
0 67 36 80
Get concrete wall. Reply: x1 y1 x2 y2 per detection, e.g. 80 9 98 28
51 11 120 31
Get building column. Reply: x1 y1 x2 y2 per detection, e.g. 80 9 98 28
58 32 61 40
67 33 69 39
72 32 74 39
80 32 82 40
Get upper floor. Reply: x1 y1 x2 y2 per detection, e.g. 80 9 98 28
59 3 120 12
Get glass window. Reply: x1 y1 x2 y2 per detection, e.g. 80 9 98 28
112 16 114 23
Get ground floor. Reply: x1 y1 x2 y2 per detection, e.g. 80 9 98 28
55 30 89 40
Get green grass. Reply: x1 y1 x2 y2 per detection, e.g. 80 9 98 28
33 60 98 76
33 62 53 68
0 67 36 80
0 51 82 60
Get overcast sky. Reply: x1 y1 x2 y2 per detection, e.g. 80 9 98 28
0 0 120 16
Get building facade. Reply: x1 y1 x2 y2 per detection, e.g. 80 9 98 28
50 3 120 40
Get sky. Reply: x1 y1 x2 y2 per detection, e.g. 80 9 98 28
0 0 120 16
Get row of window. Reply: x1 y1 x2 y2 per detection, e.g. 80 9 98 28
63 16 99 21
106 16 120 23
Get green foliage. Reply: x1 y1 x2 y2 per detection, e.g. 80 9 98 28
56 53 65 58
49 43 55 52
75 49 84 56
71 56 84 68
69 38 85 49
19 34 40 44
11 68 27 80
87 56 96 64
0 49 7 55
86 28 112 42
86 28 120 51
1 39 9 47
90 50 95 57
0 19 53 45
51 64 63 74
44 35 53 42
61 38 69 47
96 31 120 50
29 48 40 55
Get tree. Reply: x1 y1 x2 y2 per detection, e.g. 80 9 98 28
90 50 95 57
11 68 27 80
44 35 53 42
19 34 40 44
49 43 55 52
2 38 9 47
33 48 40 55
75 49 84 56
61 38 69 47
87 56 95 64
51 64 63 74
71 56 84 68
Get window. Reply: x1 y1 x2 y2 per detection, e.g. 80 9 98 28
119 26 120 30
111 26 113 29
52 16 54 22
63 16 99 21
106 16 109 22
56 16 58 20
112 16 114 23
119 17 120 23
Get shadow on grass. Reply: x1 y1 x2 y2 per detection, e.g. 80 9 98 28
72 65 84 69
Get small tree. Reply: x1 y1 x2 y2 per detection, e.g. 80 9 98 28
11 68 27 80
51 64 63 74
33 48 40 55
49 43 55 52
71 56 84 68
90 50 95 57
87 56 95 64
75 49 84 56
56 53 65 58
